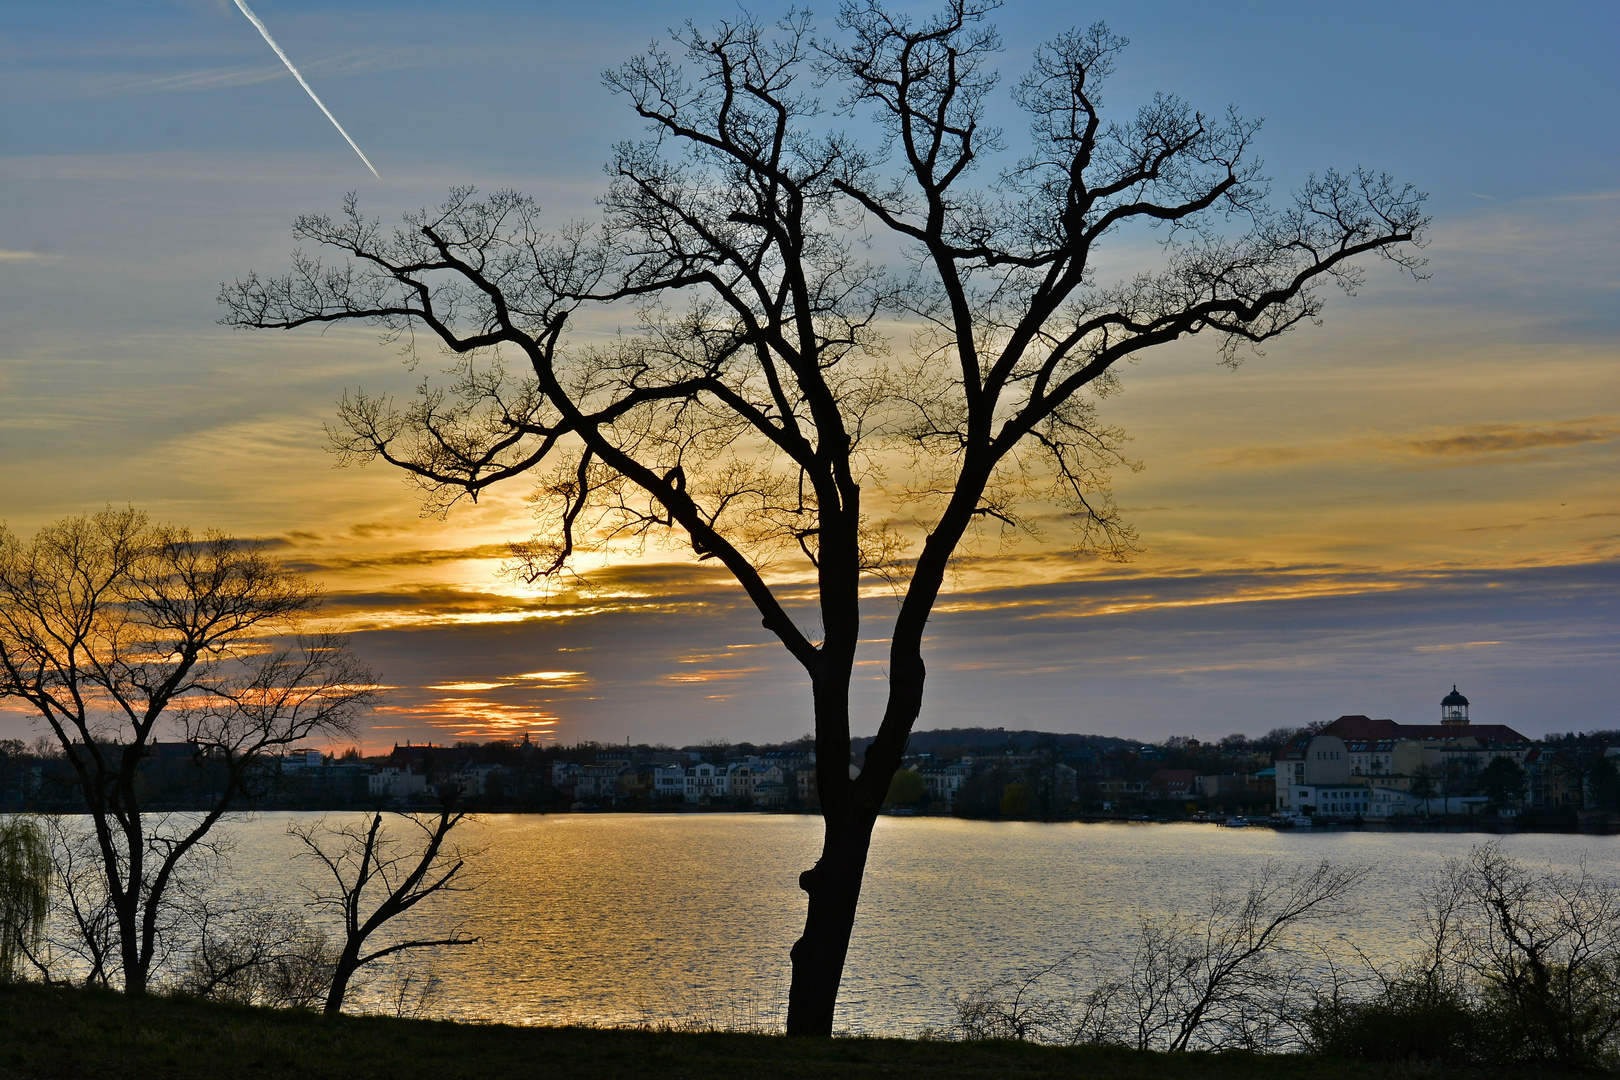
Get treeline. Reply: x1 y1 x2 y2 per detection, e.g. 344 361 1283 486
0 735 822 813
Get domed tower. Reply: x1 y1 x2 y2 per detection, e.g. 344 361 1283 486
1441 685 1470 726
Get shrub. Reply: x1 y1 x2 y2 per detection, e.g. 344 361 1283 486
1305 977 1496 1064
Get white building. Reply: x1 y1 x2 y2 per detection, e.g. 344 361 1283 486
1275 693 1529 817
685 762 727 804
1287 784 1372 817
552 761 582 793
575 764 621 799
653 764 687 801
282 748 327 773
368 766 427 800
920 762 973 808
455 764 501 797
753 779 789 807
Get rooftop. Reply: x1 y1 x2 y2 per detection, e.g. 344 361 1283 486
1322 714 1527 744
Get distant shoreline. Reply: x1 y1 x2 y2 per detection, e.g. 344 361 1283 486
13 804 1603 838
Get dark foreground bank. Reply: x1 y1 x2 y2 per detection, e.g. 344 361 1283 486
0 983 1584 1080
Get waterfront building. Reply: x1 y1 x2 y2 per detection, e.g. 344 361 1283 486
653 763 686 801
368 766 427 800
684 761 727 804
1276 687 1530 817
919 761 973 809
1149 769 1200 799
726 760 760 802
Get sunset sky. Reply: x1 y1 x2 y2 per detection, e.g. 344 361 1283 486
2 0 1616 749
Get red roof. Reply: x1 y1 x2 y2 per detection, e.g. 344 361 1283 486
1321 715 1527 744
1395 725 1528 743
1321 715 1400 739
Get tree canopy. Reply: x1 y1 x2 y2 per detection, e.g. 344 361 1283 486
0 507 377 993
222 0 1427 1034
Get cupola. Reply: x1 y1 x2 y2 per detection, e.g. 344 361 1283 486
1441 685 1470 726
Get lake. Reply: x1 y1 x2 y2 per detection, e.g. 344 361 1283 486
196 814 1620 1033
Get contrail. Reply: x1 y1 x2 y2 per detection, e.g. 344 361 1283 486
231 0 379 178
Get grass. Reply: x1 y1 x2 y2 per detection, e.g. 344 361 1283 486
0 982 1586 1080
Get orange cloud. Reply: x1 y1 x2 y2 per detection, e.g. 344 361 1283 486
372 699 559 741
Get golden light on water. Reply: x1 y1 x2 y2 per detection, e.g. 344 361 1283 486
213 816 1620 1031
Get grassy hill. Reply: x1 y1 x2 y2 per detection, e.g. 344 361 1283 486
0 983 1574 1080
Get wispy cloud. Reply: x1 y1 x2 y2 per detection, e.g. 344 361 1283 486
1399 418 1620 457
1206 445 1328 468
1205 417 1620 471
288 543 516 573
1457 510 1620 534
74 47 434 98
82 61 291 95
371 699 560 741
309 557 1620 749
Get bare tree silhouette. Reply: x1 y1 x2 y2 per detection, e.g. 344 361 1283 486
290 800 478 1016
0 508 376 995
223 1 1426 1033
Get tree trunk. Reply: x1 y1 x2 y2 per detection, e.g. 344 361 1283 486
117 893 146 996
325 945 361 1016
785 813 877 1036
781 614 927 1036
121 951 147 995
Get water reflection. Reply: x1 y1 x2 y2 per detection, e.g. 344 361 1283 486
217 814 1620 1034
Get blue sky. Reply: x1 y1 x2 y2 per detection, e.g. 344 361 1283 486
1 0 1616 746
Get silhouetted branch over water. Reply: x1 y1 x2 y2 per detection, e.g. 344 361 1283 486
291 798 479 1016
222 0 1427 1034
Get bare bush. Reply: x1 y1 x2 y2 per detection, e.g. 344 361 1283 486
372 955 445 1019
1307 842 1620 1069
949 860 1363 1050
947 952 1080 1041
177 894 335 1009
29 815 121 987
1114 861 1363 1051
1457 844 1620 1065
